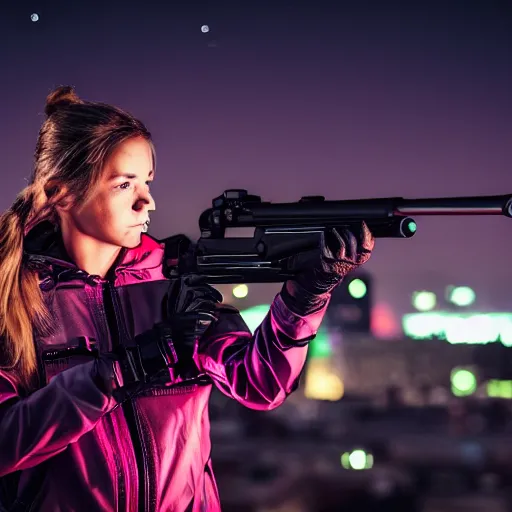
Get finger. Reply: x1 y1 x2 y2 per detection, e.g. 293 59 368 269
324 228 352 260
184 274 209 287
359 221 375 252
322 229 340 259
331 227 358 261
192 285 223 304
185 295 222 314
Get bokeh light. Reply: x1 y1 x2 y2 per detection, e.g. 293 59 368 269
447 286 476 307
232 284 248 299
412 291 437 312
451 367 477 396
341 450 374 470
348 278 367 299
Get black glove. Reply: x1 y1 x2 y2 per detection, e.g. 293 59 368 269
165 275 223 378
281 222 374 315
117 275 222 387
92 276 222 401
91 323 179 403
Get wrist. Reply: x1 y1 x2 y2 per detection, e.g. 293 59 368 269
281 280 330 316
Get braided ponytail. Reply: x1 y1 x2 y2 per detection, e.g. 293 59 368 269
0 185 51 393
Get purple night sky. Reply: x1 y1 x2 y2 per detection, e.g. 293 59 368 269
1 1 511 323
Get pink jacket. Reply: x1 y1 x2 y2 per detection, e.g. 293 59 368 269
0 224 328 512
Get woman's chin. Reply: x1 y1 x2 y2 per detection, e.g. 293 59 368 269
123 233 143 249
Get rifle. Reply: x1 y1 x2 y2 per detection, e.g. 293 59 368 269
163 189 512 284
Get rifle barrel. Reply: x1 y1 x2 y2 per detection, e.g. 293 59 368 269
396 195 512 217
238 194 512 224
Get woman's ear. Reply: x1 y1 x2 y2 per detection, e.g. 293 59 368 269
44 179 74 212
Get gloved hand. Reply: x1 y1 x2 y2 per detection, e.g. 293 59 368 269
92 275 222 401
165 275 223 378
91 323 179 403
281 222 374 315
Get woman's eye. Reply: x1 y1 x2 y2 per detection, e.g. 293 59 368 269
119 182 131 190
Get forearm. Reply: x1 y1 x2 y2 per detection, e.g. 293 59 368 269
194 292 330 410
0 361 116 477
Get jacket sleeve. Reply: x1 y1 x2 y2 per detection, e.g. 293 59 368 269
193 292 329 411
0 360 116 477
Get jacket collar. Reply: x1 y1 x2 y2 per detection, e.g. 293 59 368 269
23 221 165 282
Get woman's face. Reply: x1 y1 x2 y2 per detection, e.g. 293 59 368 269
65 136 156 250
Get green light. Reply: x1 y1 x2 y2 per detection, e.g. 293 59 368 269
348 279 367 299
487 380 501 398
308 326 331 358
349 450 367 470
341 449 374 470
447 286 476 307
412 291 436 312
451 368 477 396
239 304 270 333
407 221 417 233
487 380 512 399
402 312 512 345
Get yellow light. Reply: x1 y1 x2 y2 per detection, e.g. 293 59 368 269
304 359 344 401
232 284 248 299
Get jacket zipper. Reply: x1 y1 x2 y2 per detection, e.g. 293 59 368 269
105 281 149 512
104 280 212 511
121 399 148 511
102 282 131 512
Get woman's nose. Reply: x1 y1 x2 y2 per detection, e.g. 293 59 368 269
134 190 156 212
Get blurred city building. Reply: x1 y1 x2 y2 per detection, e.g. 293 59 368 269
210 273 512 511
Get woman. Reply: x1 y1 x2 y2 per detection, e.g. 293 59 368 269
0 86 374 512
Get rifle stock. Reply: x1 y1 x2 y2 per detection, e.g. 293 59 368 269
163 189 512 284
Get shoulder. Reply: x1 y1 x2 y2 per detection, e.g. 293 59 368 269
114 233 193 286
115 235 167 286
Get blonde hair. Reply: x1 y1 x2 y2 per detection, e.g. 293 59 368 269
0 86 154 393
0 183 54 392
